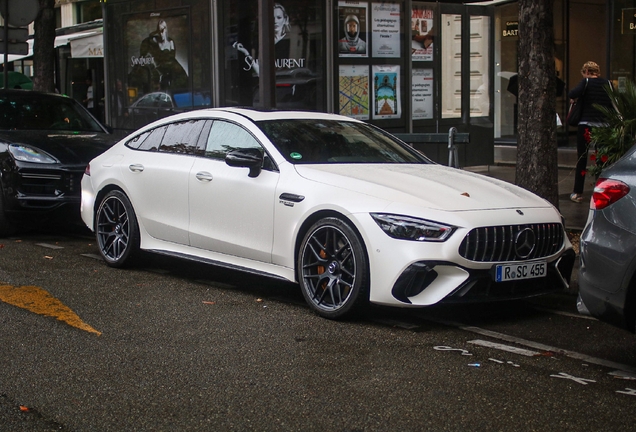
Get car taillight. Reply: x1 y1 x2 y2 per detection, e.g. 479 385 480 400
84 163 91 176
591 178 630 210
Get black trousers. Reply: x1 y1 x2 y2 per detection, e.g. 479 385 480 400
573 124 590 195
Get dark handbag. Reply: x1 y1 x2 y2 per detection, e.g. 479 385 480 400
567 78 588 126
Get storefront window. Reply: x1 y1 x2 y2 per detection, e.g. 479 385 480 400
469 15 490 117
336 1 404 125
610 0 636 90
494 3 518 139
441 13 461 118
411 3 435 121
220 0 325 111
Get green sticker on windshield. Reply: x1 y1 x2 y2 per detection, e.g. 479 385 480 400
290 152 302 160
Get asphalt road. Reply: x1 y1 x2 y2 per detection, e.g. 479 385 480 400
0 226 635 431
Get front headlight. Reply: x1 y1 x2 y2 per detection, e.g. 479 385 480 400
9 144 58 164
371 213 455 242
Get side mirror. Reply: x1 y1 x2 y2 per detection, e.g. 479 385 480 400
225 148 263 178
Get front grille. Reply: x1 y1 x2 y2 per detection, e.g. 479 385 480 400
17 171 82 197
459 223 564 262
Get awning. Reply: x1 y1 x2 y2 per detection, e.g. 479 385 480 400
2 28 104 63
69 30 103 58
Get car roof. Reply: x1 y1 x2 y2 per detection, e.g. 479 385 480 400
208 107 363 123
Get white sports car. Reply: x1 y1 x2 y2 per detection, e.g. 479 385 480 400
81 108 575 319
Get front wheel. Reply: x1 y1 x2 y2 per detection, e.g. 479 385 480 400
95 190 140 268
297 217 369 319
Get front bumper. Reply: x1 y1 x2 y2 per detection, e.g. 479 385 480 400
1 164 84 213
353 209 574 307
391 249 575 305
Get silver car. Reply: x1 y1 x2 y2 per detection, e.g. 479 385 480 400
578 144 636 332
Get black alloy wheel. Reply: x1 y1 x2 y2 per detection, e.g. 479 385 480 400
298 217 369 319
96 190 140 268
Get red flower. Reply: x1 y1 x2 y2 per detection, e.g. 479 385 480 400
601 154 609 163
583 128 592 143
581 170 587 176
590 153 596 161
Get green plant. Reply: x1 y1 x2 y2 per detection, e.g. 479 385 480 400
589 79 636 178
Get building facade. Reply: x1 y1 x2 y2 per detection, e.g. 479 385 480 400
7 0 634 166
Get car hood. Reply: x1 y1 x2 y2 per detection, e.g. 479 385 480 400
0 130 116 165
295 164 552 211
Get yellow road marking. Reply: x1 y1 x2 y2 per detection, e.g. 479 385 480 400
0 283 101 335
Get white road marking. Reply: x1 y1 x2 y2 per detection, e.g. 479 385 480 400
609 370 636 380
36 243 64 250
468 339 540 357
550 372 596 385
616 388 636 396
530 306 598 321
428 319 636 374
433 346 472 356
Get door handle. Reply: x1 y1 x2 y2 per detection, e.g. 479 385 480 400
128 164 144 172
195 171 213 182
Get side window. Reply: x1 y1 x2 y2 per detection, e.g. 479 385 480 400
159 120 206 155
204 120 262 160
125 130 151 149
125 126 166 151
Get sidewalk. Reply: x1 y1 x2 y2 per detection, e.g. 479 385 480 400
467 164 590 231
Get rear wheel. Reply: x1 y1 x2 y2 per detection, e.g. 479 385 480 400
95 190 140 268
297 217 369 319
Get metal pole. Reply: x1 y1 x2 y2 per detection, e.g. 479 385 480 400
3 0 8 89
258 0 275 109
448 126 457 167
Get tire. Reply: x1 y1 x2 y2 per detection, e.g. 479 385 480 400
297 217 369 319
95 190 140 268
0 187 17 238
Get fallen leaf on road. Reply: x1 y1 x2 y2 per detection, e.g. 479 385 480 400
202 301 216 305
44 256 53 260
256 298 263 302
19 406 29 412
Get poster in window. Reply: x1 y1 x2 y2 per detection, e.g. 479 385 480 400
338 1 368 57
412 69 433 120
339 65 370 120
371 2 400 58
372 65 401 119
126 14 190 95
411 4 434 61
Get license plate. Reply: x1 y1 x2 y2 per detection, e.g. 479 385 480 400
495 261 547 282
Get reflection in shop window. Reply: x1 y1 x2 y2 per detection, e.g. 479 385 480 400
222 0 324 111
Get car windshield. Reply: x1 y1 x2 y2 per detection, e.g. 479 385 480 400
257 119 430 164
0 93 105 132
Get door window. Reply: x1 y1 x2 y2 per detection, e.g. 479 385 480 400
159 120 207 155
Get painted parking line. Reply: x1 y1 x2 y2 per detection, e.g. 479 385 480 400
468 339 540 357
459 324 636 374
36 243 64 250
0 283 101 335
428 317 636 374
